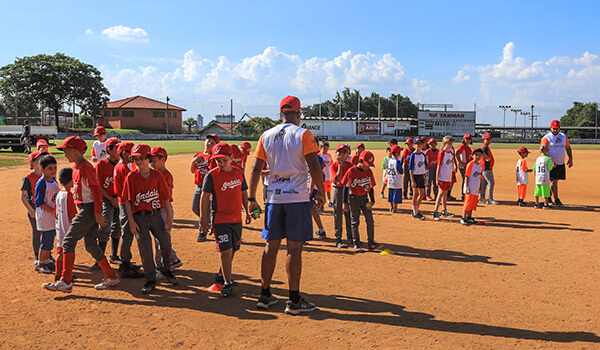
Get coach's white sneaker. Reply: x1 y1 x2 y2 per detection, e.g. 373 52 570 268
43 280 73 293
94 277 120 290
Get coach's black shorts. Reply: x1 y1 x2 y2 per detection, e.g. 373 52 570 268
214 223 242 252
550 164 566 181
413 174 426 189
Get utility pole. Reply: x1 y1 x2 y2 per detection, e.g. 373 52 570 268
165 96 170 135
357 92 360 120
378 95 381 121
395 95 398 122
499 105 511 129
319 93 322 120
520 111 530 139
596 102 598 140
510 108 521 137
14 83 18 125
230 99 234 134
530 105 534 139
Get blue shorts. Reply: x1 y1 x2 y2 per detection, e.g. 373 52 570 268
309 189 318 206
40 230 56 250
388 188 403 204
262 202 313 242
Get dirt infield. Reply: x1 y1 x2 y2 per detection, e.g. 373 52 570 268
1 148 599 349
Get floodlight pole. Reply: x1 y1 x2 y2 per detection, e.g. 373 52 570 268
166 96 170 135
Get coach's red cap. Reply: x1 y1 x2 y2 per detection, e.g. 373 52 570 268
241 141 251 151
517 147 529 153
463 133 473 139
391 145 402 154
356 142 365 149
28 150 44 162
336 144 350 153
206 133 220 143
36 139 48 148
211 142 232 159
428 138 437 144
93 126 106 136
405 137 414 144
482 132 492 140
118 141 134 154
360 150 375 167
56 136 87 153
130 143 151 158
551 120 560 128
151 146 168 159
280 96 303 112
105 137 120 149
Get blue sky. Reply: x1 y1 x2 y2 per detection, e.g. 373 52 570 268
1 0 599 125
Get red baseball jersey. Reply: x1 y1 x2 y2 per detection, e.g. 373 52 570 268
122 169 171 212
456 143 472 169
480 145 495 171
193 152 216 186
330 161 353 188
21 171 42 207
202 167 248 224
401 148 414 162
95 158 118 197
424 148 439 168
241 153 248 169
350 154 360 166
341 166 376 196
73 159 103 214
113 162 132 204
159 168 174 202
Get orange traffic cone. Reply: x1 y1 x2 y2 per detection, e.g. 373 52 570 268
208 283 223 292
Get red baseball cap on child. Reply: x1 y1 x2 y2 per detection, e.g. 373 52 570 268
360 150 375 167
151 146 168 159
482 132 492 140
280 96 303 112
105 137 120 149
211 142 232 159
405 137 414 144
230 144 243 157
356 142 365 149
336 144 350 153
94 126 106 136
463 133 473 139
117 142 134 154
130 143 151 158
391 145 402 154
206 134 220 144
517 147 529 153
28 150 43 162
36 139 48 148
551 120 560 128
56 136 87 152
428 138 437 144
241 141 252 152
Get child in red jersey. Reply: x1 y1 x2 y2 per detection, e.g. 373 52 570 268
350 142 365 165
401 138 415 199
20 151 45 265
331 144 353 248
43 136 118 293
433 136 458 221
95 137 122 268
240 141 252 169
200 143 251 297
424 138 439 201
318 141 333 208
150 146 183 271
229 144 244 168
191 134 219 241
341 150 378 252
54 167 77 281
123 143 178 294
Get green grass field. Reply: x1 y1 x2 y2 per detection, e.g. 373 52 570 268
0 158 24 168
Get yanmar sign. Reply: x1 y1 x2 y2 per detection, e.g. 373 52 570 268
418 111 476 121
356 122 381 135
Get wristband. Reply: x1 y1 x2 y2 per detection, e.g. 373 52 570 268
248 197 257 202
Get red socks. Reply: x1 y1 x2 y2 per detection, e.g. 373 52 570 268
62 252 75 284
97 258 117 279
55 247 63 278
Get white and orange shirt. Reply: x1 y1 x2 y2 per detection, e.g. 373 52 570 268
254 123 319 204
464 160 482 195
55 189 76 248
515 159 529 185
319 152 332 182
437 150 455 182
541 132 570 165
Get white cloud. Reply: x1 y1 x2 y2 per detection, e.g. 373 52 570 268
101 25 149 43
85 29 94 35
454 42 600 107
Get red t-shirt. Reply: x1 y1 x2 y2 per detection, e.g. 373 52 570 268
96 158 118 197
480 145 494 171
193 152 216 186
202 167 248 224
456 143 472 168
22 171 42 206
122 169 171 212
160 168 174 202
401 148 414 163
350 154 361 166
330 161 353 187
113 162 131 204
73 159 103 214
424 148 439 168
241 153 248 169
341 166 376 196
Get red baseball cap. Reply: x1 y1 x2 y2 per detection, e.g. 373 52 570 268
211 142 232 159
421 136 428 143
359 150 375 167
130 143 151 158
28 150 43 162
551 120 560 128
36 139 48 148
405 137 414 144
428 138 437 144
482 132 492 140
117 142 134 154
517 147 529 153
463 133 473 139
151 146 168 159
94 126 106 136
230 144 243 157
391 145 402 154
356 142 365 149
280 96 303 112
241 141 252 151
206 134 220 143
56 136 87 153
104 137 120 149
336 144 350 153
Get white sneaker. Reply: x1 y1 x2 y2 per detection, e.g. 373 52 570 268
487 200 499 205
43 280 73 293
478 198 486 203
94 277 120 290
327 201 333 207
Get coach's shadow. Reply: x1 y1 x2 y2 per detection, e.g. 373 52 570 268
474 218 593 232
172 219 198 229
54 269 277 321
299 293 600 343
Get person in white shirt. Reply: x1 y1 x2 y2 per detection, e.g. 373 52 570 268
540 120 573 206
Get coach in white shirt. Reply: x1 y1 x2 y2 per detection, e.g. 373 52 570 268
540 120 573 206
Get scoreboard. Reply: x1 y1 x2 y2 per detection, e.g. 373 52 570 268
417 111 476 137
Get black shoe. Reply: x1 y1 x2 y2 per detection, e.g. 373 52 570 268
535 203 543 209
141 281 156 294
335 241 348 248
257 294 278 309
89 263 101 271
368 243 382 251
119 262 145 278
171 259 183 269
197 232 207 242
109 255 122 265
221 282 234 297
412 212 425 220
214 273 225 285
555 198 563 207
161 269 179 285
447 195 457 201
548 198 555 206
518 200 527 207
466 217 479 225
285 298 316 315
433 210 440 221
543 204 550 210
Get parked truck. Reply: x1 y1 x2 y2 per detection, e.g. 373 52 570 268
0 125 57 152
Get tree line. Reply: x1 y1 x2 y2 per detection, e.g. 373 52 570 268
560 102 599 139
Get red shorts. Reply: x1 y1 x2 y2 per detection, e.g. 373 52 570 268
463 194 478 211
324 181 332 192
438 181 452 191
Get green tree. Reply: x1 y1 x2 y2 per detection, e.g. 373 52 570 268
560 102 599 139
0 53 110 130
183 117 198 133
